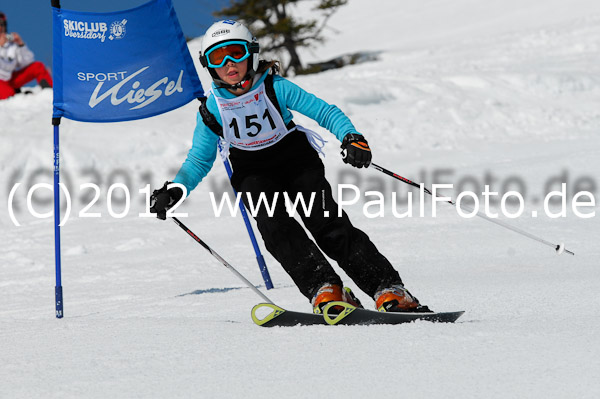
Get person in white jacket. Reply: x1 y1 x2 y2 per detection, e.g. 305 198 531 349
0 11 52 100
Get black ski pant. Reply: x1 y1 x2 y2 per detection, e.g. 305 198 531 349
234 166 404 301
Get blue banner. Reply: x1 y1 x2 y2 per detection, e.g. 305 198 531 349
52 0 203 122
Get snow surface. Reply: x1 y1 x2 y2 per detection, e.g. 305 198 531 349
1 0 600 398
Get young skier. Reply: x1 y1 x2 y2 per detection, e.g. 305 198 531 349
151 20 430 314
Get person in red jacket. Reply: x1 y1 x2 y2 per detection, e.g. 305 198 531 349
0 12 53 100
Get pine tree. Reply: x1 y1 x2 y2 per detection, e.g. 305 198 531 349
215 0 348 75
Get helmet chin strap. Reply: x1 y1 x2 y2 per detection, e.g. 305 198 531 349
212 69 256 91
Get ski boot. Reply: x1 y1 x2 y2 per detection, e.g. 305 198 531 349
312 284 363 314
374 284 432 313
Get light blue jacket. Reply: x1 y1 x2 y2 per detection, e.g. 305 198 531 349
173 71 361 194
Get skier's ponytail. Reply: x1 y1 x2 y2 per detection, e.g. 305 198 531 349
257 60 282 75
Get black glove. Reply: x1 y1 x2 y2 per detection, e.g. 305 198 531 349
341 133 372 168
150 181 184 220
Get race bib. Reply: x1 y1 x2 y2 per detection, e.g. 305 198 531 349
213 81 291 151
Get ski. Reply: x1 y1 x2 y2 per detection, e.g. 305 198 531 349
322 301 464 325
251 302 464 327
251 303 327 327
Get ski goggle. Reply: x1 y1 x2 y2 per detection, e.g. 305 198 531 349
205 41 251 68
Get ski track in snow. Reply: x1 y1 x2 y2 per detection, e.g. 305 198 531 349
1 1 600 398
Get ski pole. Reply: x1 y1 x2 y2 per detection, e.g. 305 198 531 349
369 162 575 256
171 217 274 304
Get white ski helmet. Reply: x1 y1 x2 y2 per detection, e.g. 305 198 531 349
200 20 260 88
